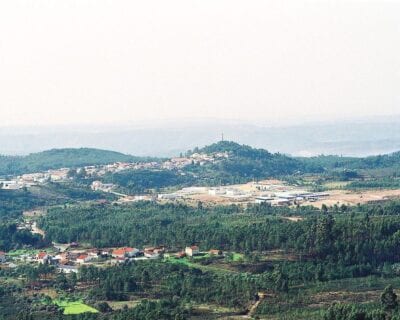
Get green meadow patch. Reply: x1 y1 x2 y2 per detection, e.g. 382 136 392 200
54 299 98 315
6 249 40 257
231 253 244 262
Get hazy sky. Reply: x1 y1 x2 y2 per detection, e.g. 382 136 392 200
0 0 399 127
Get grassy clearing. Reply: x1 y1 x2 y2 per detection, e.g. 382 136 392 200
54 299 98 315
164 257 236 274
231 253 244 262
165 257 195 267
6 249 41 257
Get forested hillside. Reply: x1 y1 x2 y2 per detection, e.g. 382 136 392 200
300 151 400 171
0 148 142 175
102 141 324 193
39 200 400 267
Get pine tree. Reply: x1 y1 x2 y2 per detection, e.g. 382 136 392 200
381 285 398 311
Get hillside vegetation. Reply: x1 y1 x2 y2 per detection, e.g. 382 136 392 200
186 141 323 184
300 151 400 172
0 148 141 175
104 141 324 193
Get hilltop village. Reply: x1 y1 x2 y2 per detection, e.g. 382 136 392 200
0 149 332 207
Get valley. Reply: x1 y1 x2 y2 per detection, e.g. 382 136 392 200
2 141 400 319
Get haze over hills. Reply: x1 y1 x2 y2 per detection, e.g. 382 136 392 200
1 117 400 157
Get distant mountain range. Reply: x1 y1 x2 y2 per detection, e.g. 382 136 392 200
1 118 400 157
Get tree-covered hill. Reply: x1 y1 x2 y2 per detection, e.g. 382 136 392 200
0 148 145 175
185 141 323 185
103 141 324 193
299 151 400 171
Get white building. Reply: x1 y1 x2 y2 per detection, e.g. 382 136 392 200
185 246 200 257
255 196 274 204
208 188 226 196
57 265 78 274
0 180 22 190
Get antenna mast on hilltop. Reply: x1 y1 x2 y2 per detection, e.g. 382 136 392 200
221 132 224 142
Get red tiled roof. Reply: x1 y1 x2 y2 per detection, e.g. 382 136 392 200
77 254 88 260
37 252 47 259
112 248 125 255
113 247 136 255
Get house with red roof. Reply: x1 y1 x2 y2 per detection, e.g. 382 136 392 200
36 251 51 264
76 254 91 264
112 247 139 258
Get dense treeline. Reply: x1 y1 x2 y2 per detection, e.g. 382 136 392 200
0 183 111 221
346 178 400 190
0 189 47 220
0 223 49 251
102 169 195 194
184 141 324 184
39 201 400 267
299 151 400 171
80 262 270 307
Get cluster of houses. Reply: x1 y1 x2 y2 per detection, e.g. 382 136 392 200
21 168 69 183
85 162 160 177
85 152 228 177
0 244 225 274
0 246 163 273
161 152 229 170
1 151 229 193
1 168 70 190
40 246 165 268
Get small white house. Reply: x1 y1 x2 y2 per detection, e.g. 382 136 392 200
57 265 78 274
0 180 22 190
185 246 200 257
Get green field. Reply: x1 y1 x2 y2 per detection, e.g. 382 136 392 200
231 253 244 262
54 299 98 315
164 256 237 274
6 249 41 257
